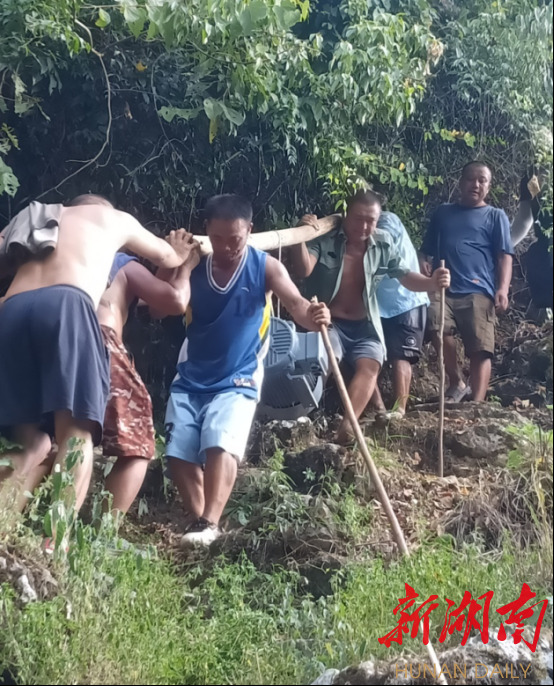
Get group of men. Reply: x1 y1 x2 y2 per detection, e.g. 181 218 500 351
0 160 514 548
294 161 512 441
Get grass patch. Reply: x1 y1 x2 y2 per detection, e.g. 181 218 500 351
1 536 551 685
2 428 552 685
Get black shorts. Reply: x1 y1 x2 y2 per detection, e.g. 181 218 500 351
0 285 110 445
381 305 427 364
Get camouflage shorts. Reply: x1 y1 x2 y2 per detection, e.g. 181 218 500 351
101 326 155 459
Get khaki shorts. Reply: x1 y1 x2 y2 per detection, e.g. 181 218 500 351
427 292 495 356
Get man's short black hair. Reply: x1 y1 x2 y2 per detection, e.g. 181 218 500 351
461 161 492 178
204 194 253 224
346 188 384 211
66 194 114 208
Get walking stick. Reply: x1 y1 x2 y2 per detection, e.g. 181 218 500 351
438 259 446 478
312 298 448 684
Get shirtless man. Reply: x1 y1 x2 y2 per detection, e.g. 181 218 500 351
0 194 193 518
290 189 450 443
97 243 199 518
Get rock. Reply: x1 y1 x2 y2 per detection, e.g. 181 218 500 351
373 403 530 464
0 546 58 604
15 574 38 604
248 417 317 461
508 338 553 381
494 378 548 407
311 668 340 685
311 625 551 684
446 422 517 460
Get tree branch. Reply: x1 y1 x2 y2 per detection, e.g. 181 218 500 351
36 19 112 200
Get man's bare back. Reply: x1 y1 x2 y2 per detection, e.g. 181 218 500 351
329 243 367 320
5 204 190 309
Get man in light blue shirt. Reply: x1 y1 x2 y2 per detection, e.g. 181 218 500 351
372 211 429 418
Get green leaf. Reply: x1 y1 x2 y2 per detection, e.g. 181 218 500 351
464 132 476 148
0 158 19 197
238 9 253 33
123 5 147 37
203 98 223 121
158 106 201 123
395 108 403 128
249 0 268 23
274 3 301 30
220 103 245 126
43 510 53 537
96 9 111 28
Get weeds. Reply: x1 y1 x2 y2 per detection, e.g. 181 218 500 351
1 426 552 685
1 538 550 685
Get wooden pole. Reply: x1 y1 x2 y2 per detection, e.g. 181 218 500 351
193 214 341 255
316 313 409 554
313 298 448 684
438 259 446 478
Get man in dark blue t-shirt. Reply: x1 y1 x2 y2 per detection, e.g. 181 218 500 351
419 161 514 402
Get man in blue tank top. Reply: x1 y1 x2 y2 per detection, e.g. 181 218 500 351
162 195 331 547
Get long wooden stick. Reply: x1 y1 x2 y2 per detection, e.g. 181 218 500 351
438 259 446 478
314 300 448 684
317 316 409 553
194 214 341 255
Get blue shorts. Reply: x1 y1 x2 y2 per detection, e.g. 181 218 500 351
0 285 110 445
328 317 385 367
164 390 257 465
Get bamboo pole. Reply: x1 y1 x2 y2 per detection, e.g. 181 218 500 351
313 298 448 685
194 214 341 255
438 259 446 478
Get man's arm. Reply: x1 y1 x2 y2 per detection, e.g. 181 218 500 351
123 261 193 317
288 214 320 279
400 268 450 292
495 253 513 313
493 210 514 313
266 256 330 330
117 212 194 269
148 239 201 318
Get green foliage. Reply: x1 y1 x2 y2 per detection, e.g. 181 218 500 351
226 450 373 546
0 0 551 234
505 421 553 577
0 537 551 684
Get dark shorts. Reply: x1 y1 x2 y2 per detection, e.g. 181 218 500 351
427 292 495 356
0 285 110 445
381 305 427 364
328 317 385 367
101 326 155 460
